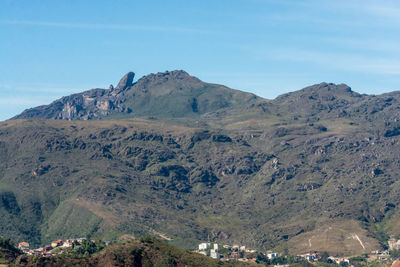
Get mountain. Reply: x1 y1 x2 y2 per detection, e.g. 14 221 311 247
3 70 400 256
13 70 260 121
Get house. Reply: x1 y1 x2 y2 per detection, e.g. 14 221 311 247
198 242 211 250
213 243 218 250
232 244 240 250
210 249 220 259
77 238 86 243
240 246 246 251
389 238 400 250
18 242 30 253
329 257 350 264
18 242 30 248
380 251 390 256
63 240 73 248
267 252 279 259
298 252 319 261
51 240 63 248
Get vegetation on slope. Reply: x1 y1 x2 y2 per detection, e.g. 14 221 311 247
3 72 400 255
0 236 21 264
15 237 250 267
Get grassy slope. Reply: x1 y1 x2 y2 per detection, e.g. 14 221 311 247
3 82 400 255
0 117 399 256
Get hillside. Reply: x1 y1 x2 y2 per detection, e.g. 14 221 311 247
2 71 400 256
0 237 21 265
13 237 251 266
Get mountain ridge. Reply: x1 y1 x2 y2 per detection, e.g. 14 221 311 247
13 70 400 127
3 70 400 256
12 70 261 121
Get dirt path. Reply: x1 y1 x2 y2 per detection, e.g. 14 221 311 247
352 233 366 250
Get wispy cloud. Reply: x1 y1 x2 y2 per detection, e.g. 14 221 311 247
0 95 54 120
0 83 106 96
0 96 51 106
0 19 213 34
321 37 400 54
251 47 400 75
258 1 400 28
325 1 400 23
353 1 400 20
0 97 47 121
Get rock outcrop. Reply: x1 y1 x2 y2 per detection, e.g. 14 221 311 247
115 71 135 91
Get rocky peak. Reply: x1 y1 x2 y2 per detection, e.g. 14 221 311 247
135 70 201 86
301 82 354 95
275 82 360 103
314 82 354 94
115 72 135 91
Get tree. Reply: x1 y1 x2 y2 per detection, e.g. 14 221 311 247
320 251 330 262
0 236 20 253
72 239 105 256
390 249 400 258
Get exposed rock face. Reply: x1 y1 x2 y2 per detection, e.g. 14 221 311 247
115 72 135 91
12 72 136 120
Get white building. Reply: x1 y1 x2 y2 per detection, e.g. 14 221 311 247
210 250 220 259
199 242 211 250
62 240 73 248
213 243 218 250
298 252 318 261
267 252 279 259
389 238 400 250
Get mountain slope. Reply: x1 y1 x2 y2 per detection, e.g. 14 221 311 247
13 70 260 121
4 71 400 256
1 115 400 255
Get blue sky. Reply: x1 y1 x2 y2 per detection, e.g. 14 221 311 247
1 0 400 121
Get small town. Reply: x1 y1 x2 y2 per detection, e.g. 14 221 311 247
16 238 110 257
0 234 396 266
192 236 400 266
